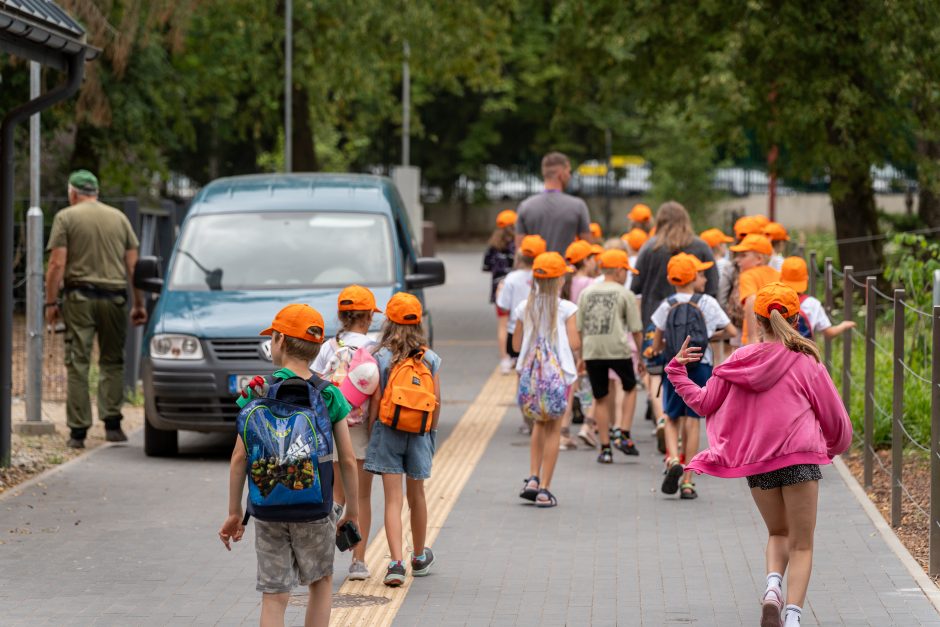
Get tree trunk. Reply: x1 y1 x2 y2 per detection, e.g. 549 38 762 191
829 160 883 275
291 84 318 171
917 139 940 229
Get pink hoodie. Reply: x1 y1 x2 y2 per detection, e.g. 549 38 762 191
665 342 852 478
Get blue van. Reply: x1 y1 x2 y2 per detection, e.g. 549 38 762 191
133 174 445 456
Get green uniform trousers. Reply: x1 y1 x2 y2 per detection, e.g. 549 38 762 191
62 290 128 431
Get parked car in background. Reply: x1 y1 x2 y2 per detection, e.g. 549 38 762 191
134 173 445 456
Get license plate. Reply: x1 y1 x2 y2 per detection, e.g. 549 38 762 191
228 374 258 395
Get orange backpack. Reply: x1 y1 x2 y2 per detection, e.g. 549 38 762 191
379 348 437 434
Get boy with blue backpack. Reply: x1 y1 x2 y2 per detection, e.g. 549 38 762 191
650 254 736 499
219 304 360 626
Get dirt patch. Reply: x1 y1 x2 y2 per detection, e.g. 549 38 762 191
1 400 143 496
843 447 939 583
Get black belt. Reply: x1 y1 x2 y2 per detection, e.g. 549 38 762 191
63 284 127 299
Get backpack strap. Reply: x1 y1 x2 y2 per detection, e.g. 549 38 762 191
667 295 678 307
690 293 703 305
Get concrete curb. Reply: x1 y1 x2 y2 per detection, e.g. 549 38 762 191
0 426 142 504
833 456 940 614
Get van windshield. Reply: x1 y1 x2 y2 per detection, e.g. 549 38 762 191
168 212 395 290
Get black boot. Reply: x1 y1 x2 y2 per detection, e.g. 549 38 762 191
68 427 87 449
103 416 128 443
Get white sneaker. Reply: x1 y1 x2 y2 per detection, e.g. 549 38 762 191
500 356 513 375
348 559 370 581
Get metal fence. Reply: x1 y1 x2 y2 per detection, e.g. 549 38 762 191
809 251 940 574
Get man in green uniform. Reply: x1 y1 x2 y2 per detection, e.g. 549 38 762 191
44 170 148 448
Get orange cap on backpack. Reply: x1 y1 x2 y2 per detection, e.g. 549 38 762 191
385 292 423 325
261 304 325 343
519 235 547 258
754 282 801 319
338 285 382 313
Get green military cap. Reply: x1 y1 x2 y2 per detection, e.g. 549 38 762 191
68 169 99 194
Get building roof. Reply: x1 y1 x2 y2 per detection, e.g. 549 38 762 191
0 0 98 70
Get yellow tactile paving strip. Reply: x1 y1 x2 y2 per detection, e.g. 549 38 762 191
330 367 515 626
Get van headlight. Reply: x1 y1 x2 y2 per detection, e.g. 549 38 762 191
150 334 204 360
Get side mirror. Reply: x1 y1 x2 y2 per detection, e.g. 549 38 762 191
134 256 164 293
405 257 445 289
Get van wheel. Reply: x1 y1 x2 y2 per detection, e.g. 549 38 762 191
144 413 178 457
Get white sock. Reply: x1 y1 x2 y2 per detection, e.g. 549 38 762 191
766 572 783 591
784 604 802 626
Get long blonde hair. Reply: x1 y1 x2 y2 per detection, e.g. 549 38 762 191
652 201 695 252
524 276 563 346
376 319 428 363
757 310 821 362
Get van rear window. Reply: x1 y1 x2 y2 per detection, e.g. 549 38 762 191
168 212 395 290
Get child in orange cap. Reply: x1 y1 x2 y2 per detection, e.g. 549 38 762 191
779 257 855 340
577 249 645 464
762 222 789 271
564 239 597 305
311 286 381 582
513 252 581 507
221 304 360 625
649 254 737 499
665 282 851 627
628 203 653 231
484 211 518 373
496 234 546 378
365 292 442 586
730 234 780 345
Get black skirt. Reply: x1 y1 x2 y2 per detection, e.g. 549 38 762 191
746 464 822 490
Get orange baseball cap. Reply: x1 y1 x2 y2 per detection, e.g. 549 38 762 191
699 228 734 248
734 216 764 240
385 292 423 325
519 234 547 258
599 249 639 274
496 209 517 228
628 203 652 223
565 240 593 265
338 285 382 313
754 282 801 319
591 244 604 256
261 304 325 343
730 233 774 256
532 252 571 279
752 214 770 227
590 222 603 239
667 253 714 285
780 256 809 293
762 221 790 241
623 228 649 251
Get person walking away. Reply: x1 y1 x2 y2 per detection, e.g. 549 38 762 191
484 210 518 373
312 285 381 582
365 293 442 587
564 240 597 304
650 254 736 499
44 170 148 448
219 304 360 626
665 283 851 627
627 203 653 233
577 249 645 463
513 252 580 507
497 235 546 378
700 227 736 364
778 257 855 340
763 222 789 271
731 234 780 346
515 152 592 253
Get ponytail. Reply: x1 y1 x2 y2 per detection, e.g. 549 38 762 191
759 310 821 362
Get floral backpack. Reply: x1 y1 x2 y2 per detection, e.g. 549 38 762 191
517 336 568 421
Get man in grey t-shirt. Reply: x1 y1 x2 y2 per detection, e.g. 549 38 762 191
516 152 592 253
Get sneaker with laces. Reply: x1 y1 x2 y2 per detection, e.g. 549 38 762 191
761 586 783 627
347 559 370 581
411 547 435 577
597 447 613 464
383 560 406 587
614 437 639 456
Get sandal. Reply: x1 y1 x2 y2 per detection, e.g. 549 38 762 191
519 475 540 501
534 488 557 508
680 481 698 500
662 459 683 495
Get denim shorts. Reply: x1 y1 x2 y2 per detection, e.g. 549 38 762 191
662 363 713 419
364 422 437 480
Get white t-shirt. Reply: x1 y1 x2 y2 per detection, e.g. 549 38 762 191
496 269 533 333
311 331 375 376
769 254 784 271
800 295 832 334
512 298 579 385
650 292 730 365
624 254 639 291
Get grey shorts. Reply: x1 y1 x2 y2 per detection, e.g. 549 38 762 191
364 422 437 480
254 514 336 593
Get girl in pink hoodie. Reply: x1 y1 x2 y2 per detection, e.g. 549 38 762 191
666 282 852 627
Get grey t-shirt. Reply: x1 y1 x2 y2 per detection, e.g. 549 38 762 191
516 191 591 253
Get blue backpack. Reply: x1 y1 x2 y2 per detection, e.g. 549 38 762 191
236 375 334 523
796 293 814 339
